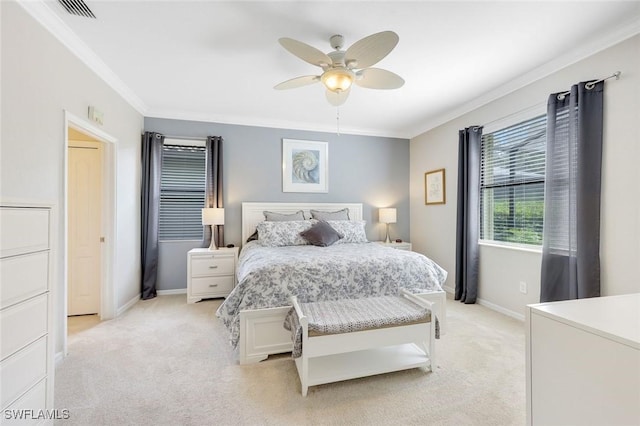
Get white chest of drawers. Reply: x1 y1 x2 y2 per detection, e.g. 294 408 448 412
187 247 239 303
526 294 640 426
0 204 54 423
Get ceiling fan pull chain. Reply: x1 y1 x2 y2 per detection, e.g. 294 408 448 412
336 107 340 136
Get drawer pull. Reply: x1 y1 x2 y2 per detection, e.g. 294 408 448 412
209 284 218 288
208 265 218 269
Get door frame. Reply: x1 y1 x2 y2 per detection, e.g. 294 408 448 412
63 110 117 356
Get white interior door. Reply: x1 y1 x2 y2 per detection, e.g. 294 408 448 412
68 140 102 316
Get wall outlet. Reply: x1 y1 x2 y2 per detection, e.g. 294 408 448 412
519 281 528 294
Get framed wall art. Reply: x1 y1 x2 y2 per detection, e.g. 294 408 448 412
282 139 328 193
425 168 446 205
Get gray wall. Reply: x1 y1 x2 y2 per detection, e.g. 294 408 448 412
144 117 410 290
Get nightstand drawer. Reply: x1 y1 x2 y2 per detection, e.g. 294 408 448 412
191 255 234 277
191 276 234 296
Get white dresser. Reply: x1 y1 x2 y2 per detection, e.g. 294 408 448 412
187 247 239 303
526 294 640 426
0 204 54 423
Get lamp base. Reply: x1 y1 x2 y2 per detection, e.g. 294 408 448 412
385 224 391 244
208 225 218 250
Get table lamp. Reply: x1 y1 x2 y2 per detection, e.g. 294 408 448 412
379 208 397 244
202 208 224 250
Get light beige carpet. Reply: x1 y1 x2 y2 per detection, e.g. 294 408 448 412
54 294 525 425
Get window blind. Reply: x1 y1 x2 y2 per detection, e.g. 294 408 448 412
159 145 206 240
480 114 546 245
543 105 574 252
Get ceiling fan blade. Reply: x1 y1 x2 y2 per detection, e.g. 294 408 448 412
356 68 405 89
279 38 332 68
345 31 399 69
274 75 320 90
325 89 350 106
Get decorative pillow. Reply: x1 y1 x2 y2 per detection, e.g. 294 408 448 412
327 220 368 244
263 210 305 221
310 208 350 221
256 220 315 247
299 220 343 247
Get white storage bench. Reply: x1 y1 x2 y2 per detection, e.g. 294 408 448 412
287 290 437 396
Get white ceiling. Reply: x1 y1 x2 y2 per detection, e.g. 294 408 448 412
25 1 640 138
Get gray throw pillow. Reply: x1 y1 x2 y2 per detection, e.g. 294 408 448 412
300 220 343 247
263 210 305 221
309 208 349 221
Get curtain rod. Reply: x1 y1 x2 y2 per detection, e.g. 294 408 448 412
586 71 621 89
481 70 624 129
557 71 621 100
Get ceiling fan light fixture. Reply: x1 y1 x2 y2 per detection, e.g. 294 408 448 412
321 68 354 92
276 31 403 107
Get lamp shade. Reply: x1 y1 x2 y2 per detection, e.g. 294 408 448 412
379 208 397 224
202 208 225 225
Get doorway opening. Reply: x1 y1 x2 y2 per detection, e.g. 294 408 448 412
64 111 117 357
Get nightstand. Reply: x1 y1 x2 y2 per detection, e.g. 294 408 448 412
375 241 412 251
187 247 239 303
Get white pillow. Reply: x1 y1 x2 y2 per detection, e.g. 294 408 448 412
327 220 368 244
256 220 315 247
309 208 349 221
263 210 305 221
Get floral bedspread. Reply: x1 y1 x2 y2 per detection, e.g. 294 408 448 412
215 241 448 348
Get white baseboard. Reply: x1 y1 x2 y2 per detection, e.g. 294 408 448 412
441 285 524 321
477 298 525 322
157 288 187 296
116 294 140 316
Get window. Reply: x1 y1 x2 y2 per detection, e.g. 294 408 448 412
480 115 546 246
159 144 206 240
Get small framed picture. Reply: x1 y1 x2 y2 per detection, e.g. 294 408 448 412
425 168 446 205
282 139 328 193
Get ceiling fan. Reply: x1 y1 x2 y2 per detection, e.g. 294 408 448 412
274 31 404 106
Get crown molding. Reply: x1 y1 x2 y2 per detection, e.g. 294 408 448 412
408 15 640 139
16 0 148 115
146 109 411 139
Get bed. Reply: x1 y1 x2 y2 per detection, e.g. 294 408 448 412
216 202 448 364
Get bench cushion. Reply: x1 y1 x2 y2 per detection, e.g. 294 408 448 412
284 295 433 358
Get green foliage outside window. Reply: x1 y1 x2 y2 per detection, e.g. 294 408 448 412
491 199 544 245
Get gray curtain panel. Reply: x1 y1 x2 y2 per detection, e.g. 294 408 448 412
540 81 603 303
141 132 164 300
455 126 482 304
203 136 224 248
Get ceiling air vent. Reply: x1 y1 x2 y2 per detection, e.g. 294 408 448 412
58 0 96 18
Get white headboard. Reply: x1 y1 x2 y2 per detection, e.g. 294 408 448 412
241 202 363 243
